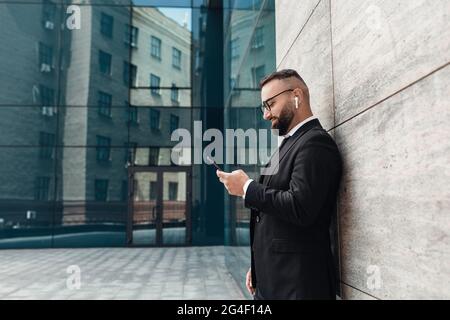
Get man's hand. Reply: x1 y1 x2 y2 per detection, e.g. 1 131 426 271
216 169 249 197
246 267 255 296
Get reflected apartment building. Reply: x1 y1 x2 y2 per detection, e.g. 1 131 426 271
225 7 276 246
0 0 277 257
0 1 192 247
0 0 277 300
222 1 277 296
0 1 67 246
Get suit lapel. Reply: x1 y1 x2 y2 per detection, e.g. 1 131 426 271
263 119 321 186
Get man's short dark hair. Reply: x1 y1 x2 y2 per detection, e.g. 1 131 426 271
259 69 307 88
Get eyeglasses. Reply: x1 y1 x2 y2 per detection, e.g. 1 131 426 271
259 89 294 114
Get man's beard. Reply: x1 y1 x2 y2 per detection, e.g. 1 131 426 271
271 105 295 136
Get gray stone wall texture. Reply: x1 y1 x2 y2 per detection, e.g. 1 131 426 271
276 0 450 299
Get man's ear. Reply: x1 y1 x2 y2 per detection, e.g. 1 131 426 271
293 88 304 104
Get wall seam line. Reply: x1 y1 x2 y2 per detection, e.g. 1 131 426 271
327 61 450 133
341 281 382 300
328 0 343 298
276 0 322 69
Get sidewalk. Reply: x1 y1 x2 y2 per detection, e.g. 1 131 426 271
0 246 246 300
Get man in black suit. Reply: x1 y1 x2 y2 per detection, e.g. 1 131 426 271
217 69 342 300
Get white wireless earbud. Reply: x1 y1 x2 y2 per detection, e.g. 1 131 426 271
295 96 299 109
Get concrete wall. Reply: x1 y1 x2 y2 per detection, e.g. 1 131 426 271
276 0 450 299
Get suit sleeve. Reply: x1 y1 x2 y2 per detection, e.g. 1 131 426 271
244 140 339 227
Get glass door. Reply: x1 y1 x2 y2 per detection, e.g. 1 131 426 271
162 171 188 245
129 171 159 246
127 167 190 246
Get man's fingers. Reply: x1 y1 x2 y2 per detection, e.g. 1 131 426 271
246 283 255 295
246 280 252 294
246 269 254 295
216 170 231 178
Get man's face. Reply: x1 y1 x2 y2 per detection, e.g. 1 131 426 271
261 80 295 136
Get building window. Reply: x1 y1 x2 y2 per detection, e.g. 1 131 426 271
98 91 112 117
96 135 111 162
100 12 114 38
168 182 178 201
252 26 264 49
171 83 179 102
41 0 56 29
150 36 161 59
99 50 112 75
124 141 137 163
149 109 160 130
38 42 53 71
150 74 161 95
125 24 138 47
39 132 55 159
148 148 160 166
35 177 50 201
123 61 137 87
95 179 109 201
149 181 158 200
127 103 139 124
230 76 241 96
170 114 179 133
172 47 181 69
251 64 266 88
39 85 56 116
231 38 239 60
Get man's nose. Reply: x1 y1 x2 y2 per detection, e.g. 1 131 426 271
263 109 272 120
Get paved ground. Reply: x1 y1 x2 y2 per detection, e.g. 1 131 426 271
0 246 246 300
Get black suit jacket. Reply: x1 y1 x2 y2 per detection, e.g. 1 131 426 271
245 119 342 300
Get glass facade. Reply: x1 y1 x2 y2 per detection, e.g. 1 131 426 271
222 0 276 298
0 0 276 297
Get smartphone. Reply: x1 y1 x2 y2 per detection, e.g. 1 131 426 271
206 156 222 171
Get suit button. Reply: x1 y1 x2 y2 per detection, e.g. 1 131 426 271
256 216 260 223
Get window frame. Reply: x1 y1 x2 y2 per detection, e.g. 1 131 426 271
172 47 181 69
38 42 53 68
170 114 180 133
148 147 160 166
99 50 112 76
127 103 139 124
100 12 114 38
96 135 112 163
149 108 161 131
150 36 162 60
171 83 179 103
97 91 112 117
125 24 139 47
123 61 137 87
252 26 264 49
230 38 240 60
41 0 56 27
150 74 161 96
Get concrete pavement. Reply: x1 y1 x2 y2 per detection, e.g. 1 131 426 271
0 246 246 300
